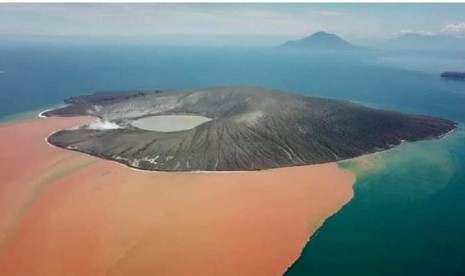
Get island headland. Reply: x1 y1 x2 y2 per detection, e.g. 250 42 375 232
441 71 465 80
44 86 457 171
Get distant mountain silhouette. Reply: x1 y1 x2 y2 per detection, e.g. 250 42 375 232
281 31 357 50
382 33 465 51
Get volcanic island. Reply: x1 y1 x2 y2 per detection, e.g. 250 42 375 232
44 86 456 171
0 86 457 276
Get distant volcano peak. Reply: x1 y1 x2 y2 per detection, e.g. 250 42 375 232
282 31 356 50
308 31 338 38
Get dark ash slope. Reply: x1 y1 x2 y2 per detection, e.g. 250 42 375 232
45 87 457 171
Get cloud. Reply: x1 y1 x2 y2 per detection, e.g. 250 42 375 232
393 22 465 39
0 4 349 38
397 29 435 36
440 22 465 36
301 6 344 17
87 118 121 130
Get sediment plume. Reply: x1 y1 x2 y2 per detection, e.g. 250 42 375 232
0 116 355 275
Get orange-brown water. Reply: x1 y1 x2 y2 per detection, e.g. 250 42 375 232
0 117 355 275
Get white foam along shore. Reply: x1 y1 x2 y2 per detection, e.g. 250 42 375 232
1 105 67 125
38 104 69 118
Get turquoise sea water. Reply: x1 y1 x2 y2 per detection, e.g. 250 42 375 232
287 130 465 275
1 43 465 275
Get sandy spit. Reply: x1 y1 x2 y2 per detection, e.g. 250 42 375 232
0 116 355 276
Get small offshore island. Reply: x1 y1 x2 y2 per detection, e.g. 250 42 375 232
441 71 465 80
44 86 457 171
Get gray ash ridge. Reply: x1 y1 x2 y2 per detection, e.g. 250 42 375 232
44 86 458 171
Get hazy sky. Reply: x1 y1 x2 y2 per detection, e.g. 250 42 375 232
1 3 465 45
